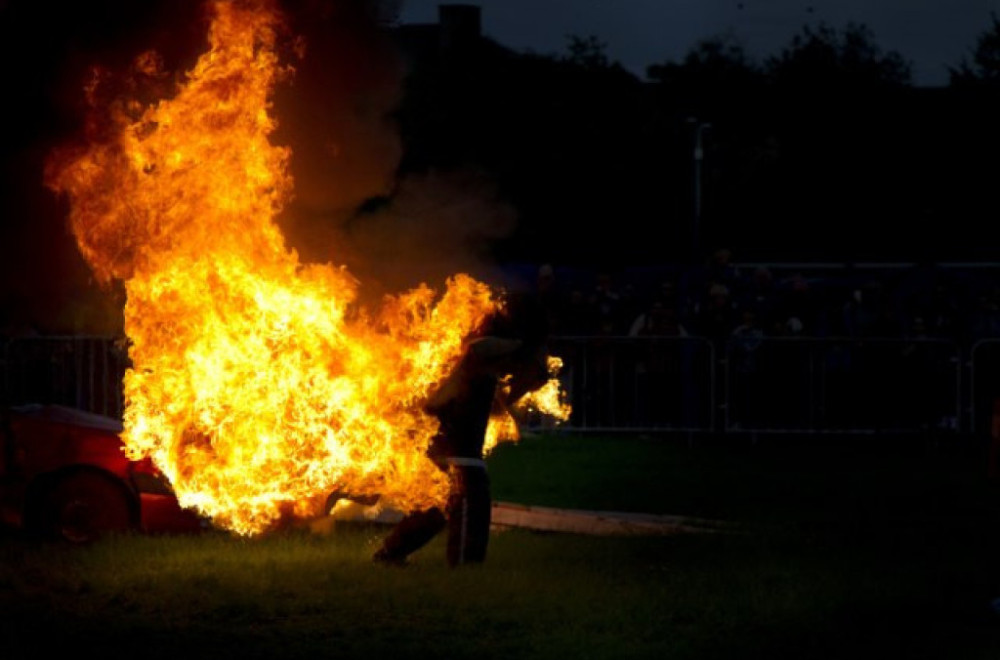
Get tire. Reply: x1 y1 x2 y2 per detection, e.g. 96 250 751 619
31 472 135 543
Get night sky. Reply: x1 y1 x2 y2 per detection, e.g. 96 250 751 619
399 0 1000 87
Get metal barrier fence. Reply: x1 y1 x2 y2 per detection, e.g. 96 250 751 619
0 334 990 436
723 337 961 435
547 336 962 435
546 336 716 432
1 336 129 418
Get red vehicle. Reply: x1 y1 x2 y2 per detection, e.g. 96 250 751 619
0 403 206 542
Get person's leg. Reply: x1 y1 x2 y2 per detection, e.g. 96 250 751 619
373 507 446 565
446 466 492 566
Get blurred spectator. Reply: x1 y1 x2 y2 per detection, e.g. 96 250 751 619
618 282 643 335
905 315 930 341
629 301 689 337
729 308 765 429
534 262 562 335
706 247 740 291
922 283 962 340
588 271 623 335
898 264 964 340
559 288 592 335
658 278 680 308
899 314 957 431
514 259 1000 434
969 287 1000 340
730 308 765 363
738 266 779 330
537 260 1000 344
842 280 901 337
695 282 738 345
630 301 690 427
681 247 738 315
776 272 820 336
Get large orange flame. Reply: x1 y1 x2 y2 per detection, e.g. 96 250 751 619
45 0 567 536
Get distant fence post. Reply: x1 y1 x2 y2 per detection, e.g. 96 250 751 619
991 396 1000 481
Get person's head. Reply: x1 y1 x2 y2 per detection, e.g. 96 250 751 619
753 266 772 289
649 302 679 333
537 263 555 291
708 283 730 308
595 271 613 292
659 280 677 303
486 290 549 346
711 248 732 268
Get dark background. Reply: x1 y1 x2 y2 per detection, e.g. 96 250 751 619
4 0 1000 333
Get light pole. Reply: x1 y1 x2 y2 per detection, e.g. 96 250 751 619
687 118 711 261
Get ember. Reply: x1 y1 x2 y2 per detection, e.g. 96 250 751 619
45 0 568 536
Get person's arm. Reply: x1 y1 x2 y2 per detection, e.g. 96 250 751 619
502 345 550 406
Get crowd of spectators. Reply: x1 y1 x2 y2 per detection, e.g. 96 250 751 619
520 247 1000 351
507 248 1000 431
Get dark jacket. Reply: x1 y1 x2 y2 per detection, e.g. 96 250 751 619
425 291 550 460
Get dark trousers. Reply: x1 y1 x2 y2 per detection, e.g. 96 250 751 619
445 464 491 565
377 464 491 566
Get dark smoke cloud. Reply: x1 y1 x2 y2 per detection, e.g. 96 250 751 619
275 0 520 299
274 0 404 223
1 0 519 333
307 168 518 304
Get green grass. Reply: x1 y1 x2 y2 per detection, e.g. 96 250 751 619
488 432 1000 526
2 433 1000 660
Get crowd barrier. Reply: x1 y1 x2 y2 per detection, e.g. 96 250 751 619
722 337 961 435
4 334 999 436
2 336 128 419
548 336 963 435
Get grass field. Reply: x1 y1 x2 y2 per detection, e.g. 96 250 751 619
3 432 1000 659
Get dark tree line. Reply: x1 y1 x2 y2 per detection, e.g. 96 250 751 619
390 17 1000 267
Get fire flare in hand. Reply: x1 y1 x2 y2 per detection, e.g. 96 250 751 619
45 0 567 536
484 356 572 454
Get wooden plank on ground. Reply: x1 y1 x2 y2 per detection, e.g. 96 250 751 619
491 501 734 535
309 499 735 536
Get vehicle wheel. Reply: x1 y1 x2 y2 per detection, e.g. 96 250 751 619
32 472 135 543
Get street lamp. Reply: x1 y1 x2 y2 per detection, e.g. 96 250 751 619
686 118 711 260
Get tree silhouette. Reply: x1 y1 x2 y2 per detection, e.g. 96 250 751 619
646 36 771 257
563 34 612 70
648 35 761 90
767 22 912 90
950 12 1000 86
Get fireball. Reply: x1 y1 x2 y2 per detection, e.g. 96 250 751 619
45 0 567 536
